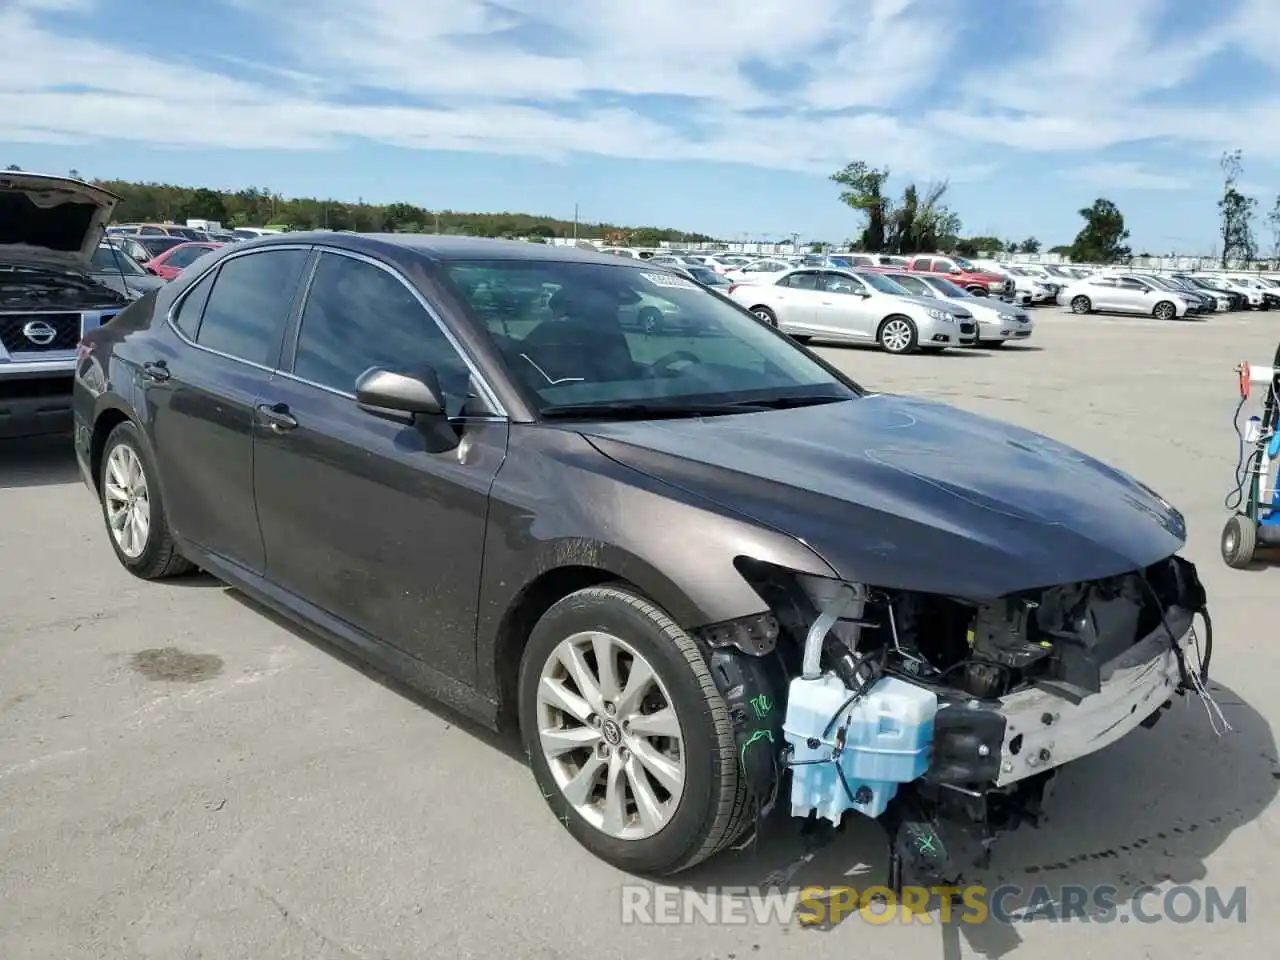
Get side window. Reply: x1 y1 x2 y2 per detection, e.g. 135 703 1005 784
196 249 309 365
171 268 218 339
166 245 212 269
1092 277 1117 288
913 258 934 272
933 260 956 273
894 275 931 296
1117 278 1143 289
139 225 164 235
782 272 820 290
820 273 863 294
292 253 471 415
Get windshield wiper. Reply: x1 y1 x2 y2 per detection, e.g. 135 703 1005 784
722 394 851 410
539 394 851 420
540 401 768 420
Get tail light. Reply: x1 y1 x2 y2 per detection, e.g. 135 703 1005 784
728 283 739 294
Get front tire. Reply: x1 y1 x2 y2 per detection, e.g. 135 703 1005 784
1070 295 1092 314
99 421 194 579
1221 514 1257 568
878 315 919 354
750 305 778 327
518 586 749 876
1152 300 1178 321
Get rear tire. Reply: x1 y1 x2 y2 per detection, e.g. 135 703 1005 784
99 421 194 580
518 586 749 876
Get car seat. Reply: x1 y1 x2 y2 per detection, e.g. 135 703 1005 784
513 286 638 385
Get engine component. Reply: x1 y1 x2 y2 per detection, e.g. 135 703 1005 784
783 673 937 822
968 599 1051 671
926 705 1006 783
1033 578 1143 696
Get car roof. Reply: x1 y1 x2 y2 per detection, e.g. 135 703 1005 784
252 232 654 267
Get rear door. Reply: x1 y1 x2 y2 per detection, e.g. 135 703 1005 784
250 249 509 678
769 270 825 328
144 246 311 573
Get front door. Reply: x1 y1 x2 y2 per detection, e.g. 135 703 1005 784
251 250 507 681
811 271 876 341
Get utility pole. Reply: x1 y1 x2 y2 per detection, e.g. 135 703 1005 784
573 203 579 241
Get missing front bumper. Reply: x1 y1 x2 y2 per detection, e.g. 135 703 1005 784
992 614 1196 786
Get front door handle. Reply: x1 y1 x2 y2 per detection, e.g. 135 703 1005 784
140 360 170 382
256 402 298 432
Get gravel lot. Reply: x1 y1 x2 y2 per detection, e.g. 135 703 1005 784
2 306 1278 959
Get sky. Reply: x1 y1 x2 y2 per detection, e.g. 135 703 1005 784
2 0 1279 254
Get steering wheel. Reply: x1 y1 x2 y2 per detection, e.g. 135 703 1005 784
647 350 702 378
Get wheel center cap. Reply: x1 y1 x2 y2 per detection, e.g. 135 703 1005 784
601 718 622 745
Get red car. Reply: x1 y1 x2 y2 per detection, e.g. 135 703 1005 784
144 241 222 280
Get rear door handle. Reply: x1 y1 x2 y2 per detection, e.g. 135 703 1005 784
256 402 298 432
140 360 170 382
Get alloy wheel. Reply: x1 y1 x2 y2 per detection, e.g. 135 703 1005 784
881 318 913 353
535 630 686 841
104 443 151 559
752 308 776 326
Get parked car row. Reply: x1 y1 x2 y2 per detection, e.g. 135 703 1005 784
723 266 1033 354
1059 269 1272 320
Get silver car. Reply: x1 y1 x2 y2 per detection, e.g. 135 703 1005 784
887 272 1034 346
728 267 977 354
1062 275 1192 319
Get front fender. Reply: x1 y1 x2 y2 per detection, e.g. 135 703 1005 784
474 428 836 701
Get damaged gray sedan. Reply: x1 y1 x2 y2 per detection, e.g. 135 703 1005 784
72 234 1215 885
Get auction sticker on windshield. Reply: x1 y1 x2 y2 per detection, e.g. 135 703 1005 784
640 273 699 290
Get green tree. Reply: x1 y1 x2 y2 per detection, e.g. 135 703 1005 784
1219 149 1257 266
1048 244 1072 256
831 161 892 251
1069 199 1131 263
180 187 229 223
1017 237 1041 254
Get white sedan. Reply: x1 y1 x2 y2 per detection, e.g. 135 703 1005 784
1062 275 1194 320
887 272 1034 346
723 258 793 285
728 267 977 354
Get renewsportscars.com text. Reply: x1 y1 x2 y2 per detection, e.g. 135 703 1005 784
620 884 1247 926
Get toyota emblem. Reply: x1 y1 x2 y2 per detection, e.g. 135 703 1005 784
22 320 57 346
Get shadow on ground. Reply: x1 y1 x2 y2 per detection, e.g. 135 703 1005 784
671 680 1275 958
0 435 80 489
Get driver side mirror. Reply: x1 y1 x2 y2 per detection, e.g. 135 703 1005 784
356 367 458 450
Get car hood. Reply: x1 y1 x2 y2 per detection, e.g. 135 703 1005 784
91 270 167 298
934 295 1024 321
580 395 1185 599
0 172 119 271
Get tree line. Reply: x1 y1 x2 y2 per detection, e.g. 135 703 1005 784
1 165 715 246
831 150 1279 265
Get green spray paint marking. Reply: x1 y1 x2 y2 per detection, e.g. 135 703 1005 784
740 729 774 766
915 833 939 855
749 694 773 719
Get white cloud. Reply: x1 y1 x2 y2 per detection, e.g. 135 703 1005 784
2 0 1280 187
1065 162 1192 191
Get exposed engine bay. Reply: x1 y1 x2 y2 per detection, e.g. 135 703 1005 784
0 263 127 311
702 553 1215 888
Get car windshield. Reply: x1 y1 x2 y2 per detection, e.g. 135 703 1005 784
138 236 185 255
923 276 970 298
854 270 913 295
686 266 727 286
90 245 147 276
445 259 859 416
952 257 976 270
